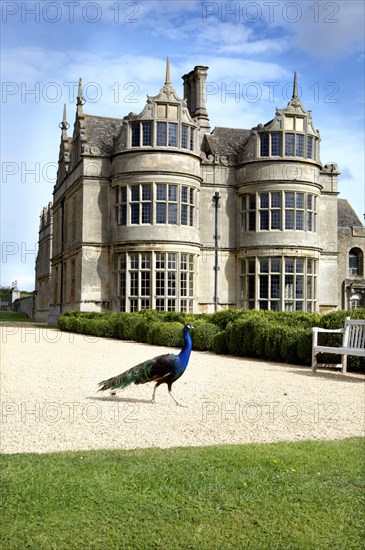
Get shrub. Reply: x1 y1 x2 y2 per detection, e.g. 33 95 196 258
212 330 229 355
226 317 261 357
115 313 141 340
209 309 249 330
191 323 220 351
147 322 184 347
133 318 156 343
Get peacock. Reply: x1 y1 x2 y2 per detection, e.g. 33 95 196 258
98 324 193 406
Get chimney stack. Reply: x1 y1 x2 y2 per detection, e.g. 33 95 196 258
183 66 210 131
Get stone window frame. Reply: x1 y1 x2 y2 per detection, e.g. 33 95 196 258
116 251 195 312
259 131 318 160
241 191 317 233
115 183 195 227
130 120 195 150
240 256 317 312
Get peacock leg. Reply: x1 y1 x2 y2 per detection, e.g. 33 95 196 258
168 385 186 407
151 382 160 404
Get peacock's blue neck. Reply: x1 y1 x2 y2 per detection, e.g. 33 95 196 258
178 329 193 370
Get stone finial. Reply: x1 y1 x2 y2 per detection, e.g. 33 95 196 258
76 77 86 112
58 104 70 134
292 71 298 100
165 56 171 86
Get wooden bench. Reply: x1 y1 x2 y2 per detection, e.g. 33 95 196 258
312 317 365 374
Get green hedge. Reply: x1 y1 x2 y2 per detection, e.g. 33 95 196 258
58 308 365 372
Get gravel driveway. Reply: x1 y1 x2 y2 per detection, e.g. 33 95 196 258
1 324 364 454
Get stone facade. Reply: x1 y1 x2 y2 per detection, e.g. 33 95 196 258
35 63 365 322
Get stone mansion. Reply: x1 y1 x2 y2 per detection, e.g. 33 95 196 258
35 61 365 323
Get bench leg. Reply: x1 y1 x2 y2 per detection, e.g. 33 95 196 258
341 354 348 374
311 353 317 374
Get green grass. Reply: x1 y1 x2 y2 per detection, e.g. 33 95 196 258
0 311 33 322
1 438 364 549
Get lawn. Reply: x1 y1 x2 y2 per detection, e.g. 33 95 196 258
1 438 364 549
0 311 34 322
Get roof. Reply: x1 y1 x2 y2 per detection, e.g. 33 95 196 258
205 127 251 156
83 114 122 151
338 199 364 228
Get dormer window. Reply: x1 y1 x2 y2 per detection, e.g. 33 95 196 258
259 131 317 160
130 120 195 150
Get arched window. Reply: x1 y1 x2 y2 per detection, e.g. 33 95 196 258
349 248 363 276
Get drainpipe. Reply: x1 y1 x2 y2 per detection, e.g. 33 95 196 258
60 197 65 314
213 192 220 311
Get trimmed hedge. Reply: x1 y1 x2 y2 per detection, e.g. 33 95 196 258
58 308 365 372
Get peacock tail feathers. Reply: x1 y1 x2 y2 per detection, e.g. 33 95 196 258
98 353 178 392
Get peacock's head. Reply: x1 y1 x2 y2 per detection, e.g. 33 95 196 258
184 323 194 332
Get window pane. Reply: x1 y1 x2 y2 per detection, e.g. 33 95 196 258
260 193 269 208
131 123 140 147
181 186 188 203
271 210 280 229
271 192 281 208
285 133 294 156
296 134 304 157
249 212 256 231
141 253 150 269
168 123 178 147
296 276 303 298
168 203 177 224
296 259 304 273
307 136 313 159
181 204 188 225
271 258 280 272
119 204 126 225
296 210 304 230
120 187 127 202
260 133 269 156
285 210 294 229
131 204 139 224
182 125 189 149
168 272 176 295
156 272 165 295
260 259 269 273
285 275 294 298
260 211 269 230
260 275 268 298
157 122 167 146
142 184 151 200
156 184 166 201
190 129 194 150
141 203 151 223
131 186 139 201
141 272 150 296
168 185 177 201
168 253 176 269
142 122 152 146
296 193 304 209
156 203 166 223
285 258 294 273
130 272 138 295
156 253 165 269
271 133 281 155
271 275 280 298
285 192 295 208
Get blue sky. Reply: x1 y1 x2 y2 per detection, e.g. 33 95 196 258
1 0 364 290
